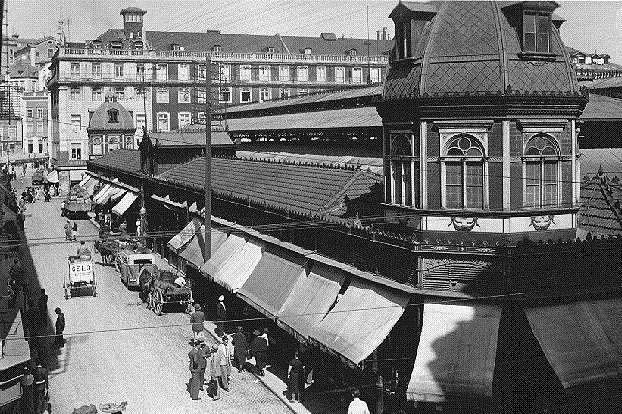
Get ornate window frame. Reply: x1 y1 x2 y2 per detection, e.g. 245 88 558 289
521 133 561 209
387 129 418 208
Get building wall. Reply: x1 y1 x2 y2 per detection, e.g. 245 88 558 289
22 93 48 154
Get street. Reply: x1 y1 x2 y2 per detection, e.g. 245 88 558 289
22 196 292 414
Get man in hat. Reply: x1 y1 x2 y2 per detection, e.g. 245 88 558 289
231 326 248 372
54 307 65 348
21 365 35 413
34 362 48 414
208 343 221 400
188 340 202 400
216 295 227 333
250 329 268 376
190 303 205 343
216 336 231 391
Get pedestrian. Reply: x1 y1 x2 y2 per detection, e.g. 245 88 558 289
72 221 78 241
197 341 209 392
208 344 221 400
249 328 268 376
216 295 226 333
231 326 248 372
188 340 202 400
77 241 91 258
347 389 370 414
64 219 72 241
34 363 48 414
217 336 231 391
21 365 35 414
286 351 305 403
54 307 65 348
190 303 205 343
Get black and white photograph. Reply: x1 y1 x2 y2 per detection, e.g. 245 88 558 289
1 0 622 413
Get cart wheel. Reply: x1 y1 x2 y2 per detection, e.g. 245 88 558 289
154 291 163 316
92 286 97 297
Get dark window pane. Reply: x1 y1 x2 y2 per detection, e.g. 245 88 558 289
446 162 463 208
524 33 536 52
446 186 463 209
393 161 402 204
446 163 462 186
404 161 412 206
537 33 549 53
466 163 483 208
524 13 536 33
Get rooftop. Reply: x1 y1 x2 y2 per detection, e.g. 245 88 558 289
149 129 234 147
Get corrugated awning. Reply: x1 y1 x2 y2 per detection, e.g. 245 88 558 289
168 219 200 252
276 261 344 341
238 251 306 318
524 299 622 389
179 226 227 269
212 241 262 292
407 304 501 402
200 234 246 277
111 192 138 216
227 107 382 132
309 278 410 365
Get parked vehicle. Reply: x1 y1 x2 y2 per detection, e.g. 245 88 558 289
62 184 92 219
31 168 45 186
65 256 96 299
138 267 192 316
115 248 156 289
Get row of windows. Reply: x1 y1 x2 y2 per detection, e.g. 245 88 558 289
387 133 563 210
155 111 207 132
67 61 382 84
26 108 46 119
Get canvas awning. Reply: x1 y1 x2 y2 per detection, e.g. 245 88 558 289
524 299 622 389
78 174 90 187
212 241 263 292
309 278 410 365
276 261 344 340
97 186 126 205
69 169 84 181
0 311 31 371
82 177 99 196
179 227 227 269
111 192 138 216
407 304 501 402
92 184 111 204
47 170 59 184
168 219 200 252
238 251 306 318
200 234 246 277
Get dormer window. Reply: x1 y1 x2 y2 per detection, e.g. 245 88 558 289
349 49 357 57
304 47 312 55
108 109 119 123
212 45 221 53
523 12 551 53
267 47 275 54
398 20 412 59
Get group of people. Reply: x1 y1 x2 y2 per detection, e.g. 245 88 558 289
20 361 49 414
64 219 78 241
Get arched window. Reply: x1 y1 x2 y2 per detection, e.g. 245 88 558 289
443 134 486 209
524 134 559 208
387 131 419 207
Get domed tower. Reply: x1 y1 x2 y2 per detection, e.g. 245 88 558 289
87 93 136 159
377 1 587 241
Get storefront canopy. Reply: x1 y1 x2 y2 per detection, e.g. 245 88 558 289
524 299 622 389
276 261 344 341
47 169 59 184
200 234 246 277
96 186 126 205
111 192 138 216
78 174 90 187
179 226 227 269
212 241 262 292
151 194 188 210
168 219 200 252
82 177 99 196
238 251 306 318
309 278 410 365
407 304 501 403
92 184 111 204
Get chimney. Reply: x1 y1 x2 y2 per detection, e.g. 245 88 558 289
382 27 388 40
376 30 381 41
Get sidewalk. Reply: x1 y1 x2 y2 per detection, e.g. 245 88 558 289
202 321 312 414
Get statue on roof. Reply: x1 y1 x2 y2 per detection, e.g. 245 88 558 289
139 126 155 175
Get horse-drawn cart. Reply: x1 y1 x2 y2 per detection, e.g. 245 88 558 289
65 256 96 299
139 267 192 316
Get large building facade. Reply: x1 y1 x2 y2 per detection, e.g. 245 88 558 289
47 6 392 163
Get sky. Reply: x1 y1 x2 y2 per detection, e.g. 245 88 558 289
8 0 622 61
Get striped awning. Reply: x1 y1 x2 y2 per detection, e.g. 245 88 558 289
111 192 138 216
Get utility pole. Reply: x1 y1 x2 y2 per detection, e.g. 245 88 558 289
203 53 212 263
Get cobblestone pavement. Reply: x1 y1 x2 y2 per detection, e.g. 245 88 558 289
23 198 292 414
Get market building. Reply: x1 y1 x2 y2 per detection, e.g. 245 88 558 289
46 6 392 167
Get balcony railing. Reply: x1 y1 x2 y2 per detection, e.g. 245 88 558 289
59 47 389 65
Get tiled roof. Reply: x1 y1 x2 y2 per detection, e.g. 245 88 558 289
87 149 142 174
578 178 622 237
582 76 622 90
580 94 622 120
150 129 233 147
157 157 382 217
236 151 383 174
226 85 382 115
383 1 579 100
580 148 622 178
9 61 38 78
146 31 393 56
227 107 381 132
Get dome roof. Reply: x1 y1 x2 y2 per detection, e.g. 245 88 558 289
88 95 135 132
383 1 581 101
